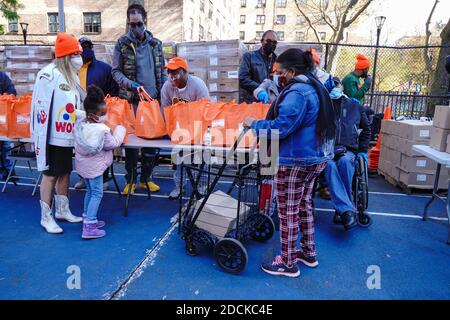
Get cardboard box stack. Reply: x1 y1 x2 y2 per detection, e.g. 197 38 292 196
176 40 247 103
5 46 54 95
379 119 448 189
430 105 450 152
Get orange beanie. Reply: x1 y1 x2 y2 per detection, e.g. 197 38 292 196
309 48 320 65
355 54 371 70
55 33 82 58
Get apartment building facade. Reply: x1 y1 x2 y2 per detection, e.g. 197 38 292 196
0 0 238 44
239 0 333 43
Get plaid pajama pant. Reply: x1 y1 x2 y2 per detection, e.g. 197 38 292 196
275 163 327 267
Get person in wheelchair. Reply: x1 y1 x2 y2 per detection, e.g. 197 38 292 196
325 77 371 230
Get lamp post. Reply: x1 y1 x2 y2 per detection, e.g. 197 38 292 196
19 22 29 45
369 15 386 108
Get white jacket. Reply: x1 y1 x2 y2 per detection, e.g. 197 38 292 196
31 63 82 171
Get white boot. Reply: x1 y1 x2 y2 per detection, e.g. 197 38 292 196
54 195 83 223
40 201 63 234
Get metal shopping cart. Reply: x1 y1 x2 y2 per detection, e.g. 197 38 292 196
178 129 275 274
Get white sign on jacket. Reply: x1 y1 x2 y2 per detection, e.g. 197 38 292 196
30 63 84 172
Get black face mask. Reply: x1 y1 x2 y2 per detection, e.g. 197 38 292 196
262 43 276 56
361 71 369 79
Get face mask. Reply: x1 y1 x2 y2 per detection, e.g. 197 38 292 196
131 24 146 39
273 74 279 87
276 71 289 88
330 87 344 100
82 47 95 62
98 114 108 123
71 56 83 72
262 43 276 56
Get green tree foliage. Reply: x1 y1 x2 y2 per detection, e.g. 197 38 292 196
0 0 23 20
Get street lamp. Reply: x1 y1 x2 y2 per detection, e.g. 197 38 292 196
19 22 29 45
370 16 386 108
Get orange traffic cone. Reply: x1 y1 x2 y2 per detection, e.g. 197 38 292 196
369 106 392 171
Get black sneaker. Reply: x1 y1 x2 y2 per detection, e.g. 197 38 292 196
342 211 358 230
296 250 319 268
261 255 300 278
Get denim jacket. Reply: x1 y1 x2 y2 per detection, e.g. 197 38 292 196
251 76 333 167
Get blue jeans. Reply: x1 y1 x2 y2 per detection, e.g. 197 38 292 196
1 142 12 173
84 175 104 222
324 152 356 214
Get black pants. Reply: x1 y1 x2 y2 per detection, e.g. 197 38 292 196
125 148 150 184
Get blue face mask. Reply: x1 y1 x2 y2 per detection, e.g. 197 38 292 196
82 47 95 62
273 74 279 87
131 25 146 39
330 87 344 100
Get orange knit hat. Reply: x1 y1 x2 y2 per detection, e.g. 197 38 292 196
55 33 82 58
309 48 320 65
355 54 371 70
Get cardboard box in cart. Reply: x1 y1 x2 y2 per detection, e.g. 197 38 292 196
430 127 450 152
194 191 249 239
433 105 450 130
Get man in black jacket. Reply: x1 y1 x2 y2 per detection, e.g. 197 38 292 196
239 30 277 103
325 77 371 230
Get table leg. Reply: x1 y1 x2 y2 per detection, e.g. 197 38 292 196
423 164 441 221
110 163 121 198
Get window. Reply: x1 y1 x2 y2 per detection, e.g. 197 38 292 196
256 15 265 25
241 0 247 7
207 32 212 41
190 18 194 40
48 13 59 33
275 15 286 25
297 15 306 25
240 31 245 40
276 0 287 8
208 1 213 19
276 31 285 41
200 0 205 12
255 31 264 41
8 18 18 33
319 17 327 25
298 0 308 6
319 32 326 41
199 24 204 41
296 31 305 41
83 12 101 33
257 0 266 8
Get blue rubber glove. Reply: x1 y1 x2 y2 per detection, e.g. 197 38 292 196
131 82 142 89
257 91 269 104
358 152 369 163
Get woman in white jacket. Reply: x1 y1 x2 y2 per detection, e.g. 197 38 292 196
31 33 85 234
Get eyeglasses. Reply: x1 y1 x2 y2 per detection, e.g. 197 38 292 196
128 21 144 28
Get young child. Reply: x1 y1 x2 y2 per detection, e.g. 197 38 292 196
74 85 126 239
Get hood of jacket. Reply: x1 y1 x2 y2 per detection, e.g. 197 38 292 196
74 121 110 156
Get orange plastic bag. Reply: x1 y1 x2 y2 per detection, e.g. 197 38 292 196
105 96 134 144
0 94 16 137
9 95 31 138
164 99 209 145
135 87 166 139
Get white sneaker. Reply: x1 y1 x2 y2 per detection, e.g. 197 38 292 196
40 201 63 234
103 182 109 191
54 195 83 223
169 187 180 200
74 179 86 189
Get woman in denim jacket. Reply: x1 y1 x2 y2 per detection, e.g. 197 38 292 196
244 48 336 278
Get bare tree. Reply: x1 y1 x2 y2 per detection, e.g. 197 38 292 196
423 0 439 81
294 0 374 69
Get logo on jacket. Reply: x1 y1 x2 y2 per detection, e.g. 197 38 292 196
59 84 71 92
55 103 76 133
37 110 47 125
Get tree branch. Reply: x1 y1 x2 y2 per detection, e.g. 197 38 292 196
343 0 373 28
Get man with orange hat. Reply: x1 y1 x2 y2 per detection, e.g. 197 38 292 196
342 54 372 104
160 57 209 200
160 57 209 109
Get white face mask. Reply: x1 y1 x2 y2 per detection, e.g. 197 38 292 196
71 56 83 72
98 115 108 123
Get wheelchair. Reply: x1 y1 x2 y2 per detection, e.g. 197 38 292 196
352 154 372 227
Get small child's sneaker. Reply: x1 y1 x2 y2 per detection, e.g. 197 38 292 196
82 221 106 239
296 250 319 268
261 255 300 278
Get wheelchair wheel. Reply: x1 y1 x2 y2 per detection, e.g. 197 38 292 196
357 213 372 228
185 242 199 256
214 238 248 274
